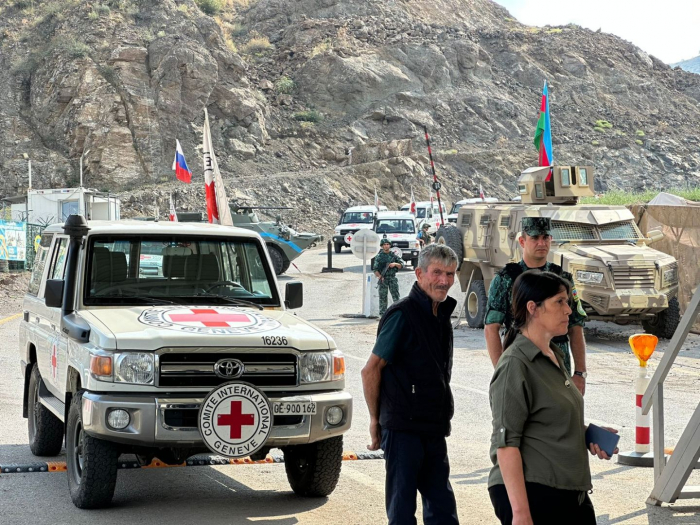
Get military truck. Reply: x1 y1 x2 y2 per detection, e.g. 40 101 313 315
436 165 680 338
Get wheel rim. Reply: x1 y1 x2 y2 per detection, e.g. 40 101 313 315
71 420 85 484
295 457 308 474
467 291 479 318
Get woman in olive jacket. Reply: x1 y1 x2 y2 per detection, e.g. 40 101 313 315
488 271 618 525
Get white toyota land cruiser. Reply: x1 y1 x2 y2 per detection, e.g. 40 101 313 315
19 216 351 508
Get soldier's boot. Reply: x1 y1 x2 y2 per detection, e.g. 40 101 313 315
378 283 389 316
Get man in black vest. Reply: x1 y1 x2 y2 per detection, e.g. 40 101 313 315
484 216 588 394
361 244 459 525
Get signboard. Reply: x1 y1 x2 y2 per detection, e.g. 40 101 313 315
0 220 27 261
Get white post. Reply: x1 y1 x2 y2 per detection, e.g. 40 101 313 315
79 155 83 187
28 160 32 190
361 236 367 315
636 366 652 453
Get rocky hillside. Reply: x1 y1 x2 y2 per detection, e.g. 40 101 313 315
2 0 700 235
672 56 700 75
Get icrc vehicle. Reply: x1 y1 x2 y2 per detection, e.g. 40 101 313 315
19 216 351 508
332 204 387 253
373 211 421 267
437 165 680 338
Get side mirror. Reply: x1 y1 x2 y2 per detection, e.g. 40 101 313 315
284 281 303 310
44 279 64 309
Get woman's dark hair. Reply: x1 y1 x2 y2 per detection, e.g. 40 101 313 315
502 270 571 350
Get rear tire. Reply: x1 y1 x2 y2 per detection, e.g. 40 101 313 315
643 296 681 340
435 225 464 270
27 365 64 457
283 436 343 497
465 280 488 328
268 245 287 275
334 243 342 254
66 391 119 509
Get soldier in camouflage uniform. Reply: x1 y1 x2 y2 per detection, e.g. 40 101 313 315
373 238 405 316
484 217 589 395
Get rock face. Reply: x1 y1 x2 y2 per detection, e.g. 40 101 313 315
2 0 700 236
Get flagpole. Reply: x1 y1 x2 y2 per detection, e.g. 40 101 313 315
423 126 445 227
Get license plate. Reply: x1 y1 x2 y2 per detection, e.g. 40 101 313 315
273 401 317 415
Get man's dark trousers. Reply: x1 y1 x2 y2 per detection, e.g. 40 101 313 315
381 429 459 525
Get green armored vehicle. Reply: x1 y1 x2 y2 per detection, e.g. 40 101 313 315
437 165 680 338
229 205 323 275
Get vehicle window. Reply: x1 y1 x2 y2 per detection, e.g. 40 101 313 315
375 220 415 234
450 203 463 214
49 238 68 280
561 168 571 187
84 235 279 306
340 212 373 224
28 233 53 296
579 168 588 186
415 208 426 218
598 221 641 240
535 184 544 199
519 184 528 194
551 221 596 241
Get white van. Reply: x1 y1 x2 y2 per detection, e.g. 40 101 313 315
399 201 447 234
372 211 421 267
333 205 387 253
446 198 498 223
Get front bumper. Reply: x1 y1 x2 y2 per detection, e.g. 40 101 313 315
581 289 671 315
82 390 352 448
332 235 349 247
400 249 420 262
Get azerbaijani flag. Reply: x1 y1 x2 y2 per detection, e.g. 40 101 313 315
172 139 192 183
534 80 553 177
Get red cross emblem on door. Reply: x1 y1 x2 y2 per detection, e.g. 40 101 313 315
168 309 251 327
217 400 255 439
50 343 58 380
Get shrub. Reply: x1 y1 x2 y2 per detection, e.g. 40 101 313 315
635 139 644 146
636 129 645 137
176 4 188 14
293 110 323 123
195 0 225 16
594 119 613 129
546 28 563 34
311 39 332 57
127 5 141 17
593 127 606 133
242 36 272 54
157 30 166 38
224 34 237 52
98 64 117 85
11 53 40 76
231 23 247 37
591 140 599 146
95 4 110 16
439 149 458 155
88 9 99 20
274 76 295 94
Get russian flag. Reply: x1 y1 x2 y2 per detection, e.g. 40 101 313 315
533 80 554 179
172 139 192 184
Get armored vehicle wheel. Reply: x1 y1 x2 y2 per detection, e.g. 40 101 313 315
282 436 343 497
267 245 288 275
465 280 487 328
334 243 342 254
435 224 463 270
281 258 291 274
27 365 64 456
643 296 681 340
66 391 119 509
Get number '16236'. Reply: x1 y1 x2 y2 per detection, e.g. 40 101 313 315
261 336 288 346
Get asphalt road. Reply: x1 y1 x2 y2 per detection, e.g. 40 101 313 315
2 247 700 524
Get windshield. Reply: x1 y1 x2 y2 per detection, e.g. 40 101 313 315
340 212 373 224
375 219 415 234
450 203 463 214
83 235 279 306
550 220 642 242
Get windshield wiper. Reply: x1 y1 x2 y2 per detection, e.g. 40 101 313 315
193 292 264 310
94 292 182 305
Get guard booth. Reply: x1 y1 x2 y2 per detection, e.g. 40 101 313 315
6 188 120 225
642 285 700 504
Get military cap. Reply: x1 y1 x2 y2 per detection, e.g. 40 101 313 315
380 237 391 246
521 217 551 236
421 223 430 230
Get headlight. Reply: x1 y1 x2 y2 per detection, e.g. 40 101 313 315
575 270 604 285
114 352 155 384
300 352 332 383
663 266 678 285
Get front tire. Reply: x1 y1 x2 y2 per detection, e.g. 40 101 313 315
66 391 119 509
27 365 64 456
465 280 488 328
282 436 343 497
643 296 681 340
268 245 287 275
334 243 342 254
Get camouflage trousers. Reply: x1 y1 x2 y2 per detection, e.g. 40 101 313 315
378 277 400 316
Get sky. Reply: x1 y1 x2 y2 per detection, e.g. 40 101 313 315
493 0 700 64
